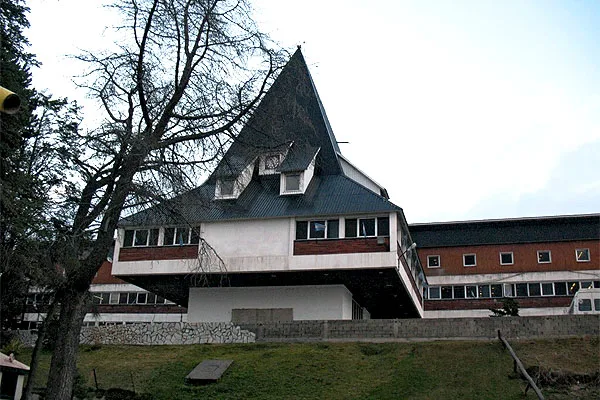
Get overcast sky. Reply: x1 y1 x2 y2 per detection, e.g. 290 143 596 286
26 0 600 223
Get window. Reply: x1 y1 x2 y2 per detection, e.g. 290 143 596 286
109 293 119 304
147 293 157 304
441 286 453 299
124 228 159 247
578 299 592 312
119 293 128 304
500 252 514 265
478 285 490 298
541 282 554 296
137 293 147 304
453 286 465 299
463 254 476 267
164 227 192 246
284 173 301 192
567 281 579 295
295 219 339 240
595 299 600 311
491 284 503 298
554 282 567 296
344 217 390 238
427 255 440 268
516 283 528 297
466 285 477 298
537 250 551 263
429 287 441 299
528 283 541 297
220 178 235 196
504 284 515 297
581 281 593 289
576 248 590 262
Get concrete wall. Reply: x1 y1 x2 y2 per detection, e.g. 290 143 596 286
188 285 353 322
240 315 600 342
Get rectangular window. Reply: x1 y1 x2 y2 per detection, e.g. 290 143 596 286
427 255 440 268
528 283 541 297
516 283 528 297
429 286 441 299
164 227 191 245
580 281 593 289
327 219 339 239
377 217 390 236
504 284 515 297
124 229 159 247
190 228 200 244
537 250 551 263
554 282 567 296
578 299 592 312
594 299 600 311
359 218 376 237
441 286 453 299
478 285 490 298
453 286 465 299
118 293 128 304
463 254 476 267
285 173 301 192
147 293 157 304
567 281 579 295
541 282 554 296
296 219 339 240
137 293 147 304
309 221 326 239
92 293 102 305
491 284 503 298
466 285 477 298
109 293 119 304
156 296 166 304
220 178 235 196
296 221 308 240
500 252 514 265
345 219 357 238
127 293 137 305
575 248 590 262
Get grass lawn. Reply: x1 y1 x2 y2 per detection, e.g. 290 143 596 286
20 337 599 399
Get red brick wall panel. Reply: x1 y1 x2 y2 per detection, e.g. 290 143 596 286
118 245 198 261
92 261 126 284
420 240 599 276
294 238 389 255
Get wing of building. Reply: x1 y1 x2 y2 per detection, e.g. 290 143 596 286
110 48 426 322
411 214 600 318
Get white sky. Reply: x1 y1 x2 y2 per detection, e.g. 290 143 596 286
27 0 600 223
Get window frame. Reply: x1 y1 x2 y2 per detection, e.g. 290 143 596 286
537 250 552 264
124 228 159 247
344 216 390 238
463 253 477 267
283 172 302 193
218 178 236 197
295 219 340 240
499 252 514 265
575 248 590 263
427 255 440 268
163 226 197 246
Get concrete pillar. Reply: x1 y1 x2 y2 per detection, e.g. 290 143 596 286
15 375 25 400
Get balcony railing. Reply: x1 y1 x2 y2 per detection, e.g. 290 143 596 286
397 241 427 305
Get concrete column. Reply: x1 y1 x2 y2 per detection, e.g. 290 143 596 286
15 375 25 400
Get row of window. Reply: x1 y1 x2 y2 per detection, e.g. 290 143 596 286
91 292 176 306
295 216 390 240
427 248 591 268
427 280 600 300
577 298 600 312
123 227 200 247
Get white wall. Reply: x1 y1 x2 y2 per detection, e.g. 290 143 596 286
338 154 385 195
188 285 353 322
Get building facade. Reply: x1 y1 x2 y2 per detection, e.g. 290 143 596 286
411 214 600 318
110 49 426 322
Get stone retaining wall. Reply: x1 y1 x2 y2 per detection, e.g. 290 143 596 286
239 315 600 342
8 322 255 347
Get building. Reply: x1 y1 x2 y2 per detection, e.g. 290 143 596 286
411 214 600 318
110 48 426 322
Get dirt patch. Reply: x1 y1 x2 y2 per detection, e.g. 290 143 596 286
526 366 600 399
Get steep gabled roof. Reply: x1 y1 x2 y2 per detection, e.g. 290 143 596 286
211 48 342 180
120 49 401 227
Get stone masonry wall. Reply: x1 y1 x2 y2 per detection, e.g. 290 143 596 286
240 315 600 342
8 322 255 347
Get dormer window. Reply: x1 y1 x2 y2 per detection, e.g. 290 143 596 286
259 153 284 175
265 154 281 169
284 173 301 192
220 178 235 196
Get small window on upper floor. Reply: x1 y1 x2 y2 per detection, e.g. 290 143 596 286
575 248 590 262
427 255 440 268
219 178 235 197
284 173 301 192
163 227 199 246
537 250 551 264
296 219 339 240
463 254 476 267
500 252 514 265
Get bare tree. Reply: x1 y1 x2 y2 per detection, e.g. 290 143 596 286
36 1 284 398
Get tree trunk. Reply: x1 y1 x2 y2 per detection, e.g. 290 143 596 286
44 289 88 400
23 301 58 400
